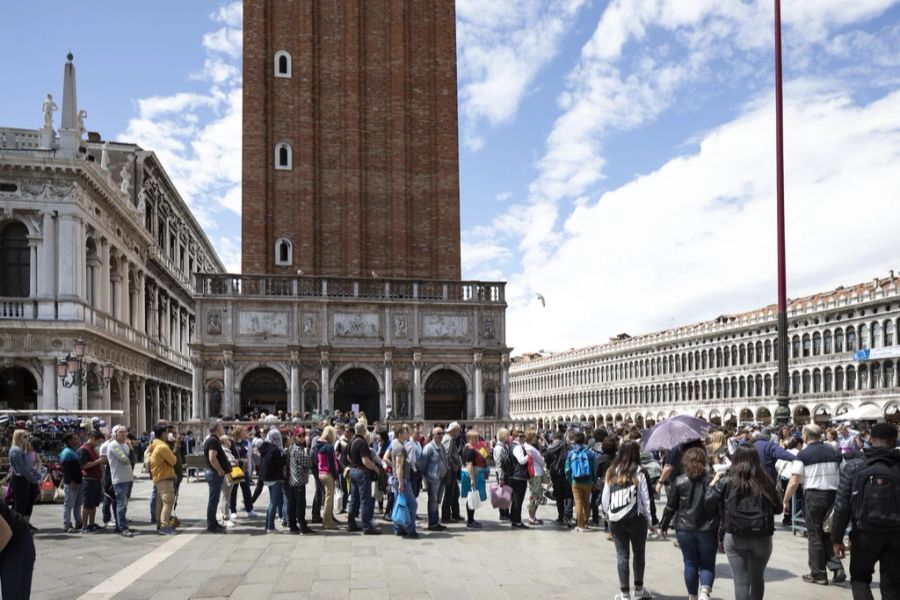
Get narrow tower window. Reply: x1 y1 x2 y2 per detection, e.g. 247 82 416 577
275 238 293 266
275 143 292 170
274 51 292 78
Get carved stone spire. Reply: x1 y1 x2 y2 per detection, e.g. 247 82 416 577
59 52 81 156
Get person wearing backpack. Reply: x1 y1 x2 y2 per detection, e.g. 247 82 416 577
565 431 598 532
704 444 782 600
601 440 653 600
831 422 900 600
544 430 572 527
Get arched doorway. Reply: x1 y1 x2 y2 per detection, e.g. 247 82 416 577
334 369 379 421
424 369 467 421
0 366 38 411
793 405 811 426
241 368 287 414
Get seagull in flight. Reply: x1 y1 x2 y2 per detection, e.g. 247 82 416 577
296 269 304 276
536 293 546 307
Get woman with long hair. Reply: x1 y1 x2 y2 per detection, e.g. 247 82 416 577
660 447 718 600
704 444 782 600
601 440 652 600
706 431 728 466
314 426 341 529
7 430 41 522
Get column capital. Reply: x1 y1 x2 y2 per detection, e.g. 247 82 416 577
222 349 234 368
290 349 300 367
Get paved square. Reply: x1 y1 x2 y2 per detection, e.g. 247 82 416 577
28 474 868 599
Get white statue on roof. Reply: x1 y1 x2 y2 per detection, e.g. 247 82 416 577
119 159 133 195
100 141 110 171
76 109 87 138
41 93 57 130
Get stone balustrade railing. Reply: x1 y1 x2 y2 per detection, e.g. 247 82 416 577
0 298 36 319
194 273 506 305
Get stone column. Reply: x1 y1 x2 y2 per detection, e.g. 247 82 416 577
102 372 111 411
191 356 204 420
474 352 484 418
289 350 301 415
99 239 111 313
121 375 131 428
175 388 182 423
56 214 79 317
40 358 58 411
413 352 423 420
37 211 57 318
223 350 235 417
500 353 511 419
136 378 146 433
118 257 129 323
151 383 160 426
383 352 393 420
28 239 38 300
320 351 331 414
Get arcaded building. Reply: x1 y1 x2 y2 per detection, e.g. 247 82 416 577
510 274 900 428
189 0 509 422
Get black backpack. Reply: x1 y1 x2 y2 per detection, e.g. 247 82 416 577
726 486 772 537
851 456 900 530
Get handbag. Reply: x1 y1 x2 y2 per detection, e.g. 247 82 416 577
527 454 535 478
489 480 513 509
467 490 482 511
230 466 245 480
391 491 411 528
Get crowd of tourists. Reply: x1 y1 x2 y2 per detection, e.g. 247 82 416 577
1 411 899 600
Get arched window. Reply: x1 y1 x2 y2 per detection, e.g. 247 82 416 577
274 238 293 266
791 372 801 395
835 328 845 353
824 368 833 392
846 328 856 351
812 369 821 393
823 330 833 354
0 222 30 298
846 366 856 391
791 336 800 359
802 334 811 357
812 332 821 355
885 320 894 346
835 367 844 391
872 321 882 348
274 51 292 77
275 143 293 170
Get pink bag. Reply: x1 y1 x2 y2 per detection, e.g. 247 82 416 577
489 483 513 509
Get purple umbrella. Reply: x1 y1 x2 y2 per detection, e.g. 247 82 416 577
641 417 709 452
669 414 713 432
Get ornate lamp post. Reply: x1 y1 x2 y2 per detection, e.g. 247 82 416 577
57 338 113 410
772 0 791 426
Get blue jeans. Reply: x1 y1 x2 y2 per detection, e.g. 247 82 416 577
348 468 374 530
676 530 718 595
392 478 417 535
113 482 132 531
150 482 157 522
426 477 445 527
205 469 224 528
63 482 83 529
266 481 285 530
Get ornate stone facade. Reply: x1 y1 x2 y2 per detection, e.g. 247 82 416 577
511 274 900 429
0 55 224 431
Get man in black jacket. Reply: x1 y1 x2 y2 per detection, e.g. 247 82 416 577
545 430 573 527
832 423 900 600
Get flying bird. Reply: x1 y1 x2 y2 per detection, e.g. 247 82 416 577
371 270 379 278
536 293 546 307
296 269 304 276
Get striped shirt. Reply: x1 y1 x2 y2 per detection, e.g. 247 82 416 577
791 441 841 491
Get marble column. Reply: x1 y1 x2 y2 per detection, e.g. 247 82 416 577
136 378 146 434
474 352 484 418
56 214 79 318
289 351 300 415
27 239 38 300
413 352 423 420
40 358 58 411
175 389 182 422
500 353 511 419
383 352 393 419
121 375 131 428
191 356 204 420
37 211 57 318
151 383 160 425
320 352 331 414
223 350 235 417
99 239 110 313
102 373 111 411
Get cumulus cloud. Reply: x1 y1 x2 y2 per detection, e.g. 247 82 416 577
504 85 900 352
456 0 589 150
118 2 242 268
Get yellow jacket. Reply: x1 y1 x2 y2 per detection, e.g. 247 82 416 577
149 439 176 482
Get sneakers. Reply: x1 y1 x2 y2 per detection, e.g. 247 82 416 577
698 586 712 600
634 587 652 599
157 527 175 536
206 525 226 534
247 510 259 518
574 527 586 533
120 529 134 538
833 569 847 584
467 521 483 529
362 528 382 536
230 512 238 520
224 519 236 528
802 574 828 585
614 594 631 600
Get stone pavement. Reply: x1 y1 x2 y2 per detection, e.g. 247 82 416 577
27 473 875 600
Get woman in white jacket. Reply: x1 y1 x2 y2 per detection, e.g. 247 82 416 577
601 440 653 600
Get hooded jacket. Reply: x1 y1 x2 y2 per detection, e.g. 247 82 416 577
831 446 900 541
259 441 285 482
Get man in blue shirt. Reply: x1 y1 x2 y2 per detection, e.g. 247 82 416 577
58 433 83 532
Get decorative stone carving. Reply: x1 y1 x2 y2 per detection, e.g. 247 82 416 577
238 311 288 336
394 313 409 339
21 181 47 198
100 142 110 171
302 314 317 338
482 315 496 340
42 94 57 130
207 309 223 336
334 312 380 338
422 314 468 338
119 159 133 195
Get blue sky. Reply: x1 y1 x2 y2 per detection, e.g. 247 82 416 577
3 1 900 353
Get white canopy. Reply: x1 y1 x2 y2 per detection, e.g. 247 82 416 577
832 404 884 421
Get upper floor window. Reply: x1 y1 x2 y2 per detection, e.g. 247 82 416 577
0 221 30 298
274 51 292 78
275 238 293 266
275 143 293 170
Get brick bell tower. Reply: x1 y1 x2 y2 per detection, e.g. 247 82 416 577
242 0 462 280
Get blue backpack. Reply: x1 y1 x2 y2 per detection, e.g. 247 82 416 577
570 447 592 481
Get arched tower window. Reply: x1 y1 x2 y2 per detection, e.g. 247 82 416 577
0 222 30 298
275 143 292 170
274 51 292 78
275 238 293 266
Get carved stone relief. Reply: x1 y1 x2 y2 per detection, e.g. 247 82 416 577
238 311 288 337
334 312 380 338
422 314 468 338
207 309 223 336
482 315 496 340
394 313 410 339
302 314 318 338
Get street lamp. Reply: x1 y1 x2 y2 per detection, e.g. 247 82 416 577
57 338 113 410
772 0 791 426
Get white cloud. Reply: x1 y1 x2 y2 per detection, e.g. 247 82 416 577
456 0 589 150
118 1 242 269
504 85 900 352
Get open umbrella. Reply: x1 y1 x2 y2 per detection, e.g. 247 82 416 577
669 414 714 432
641 417 709 452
